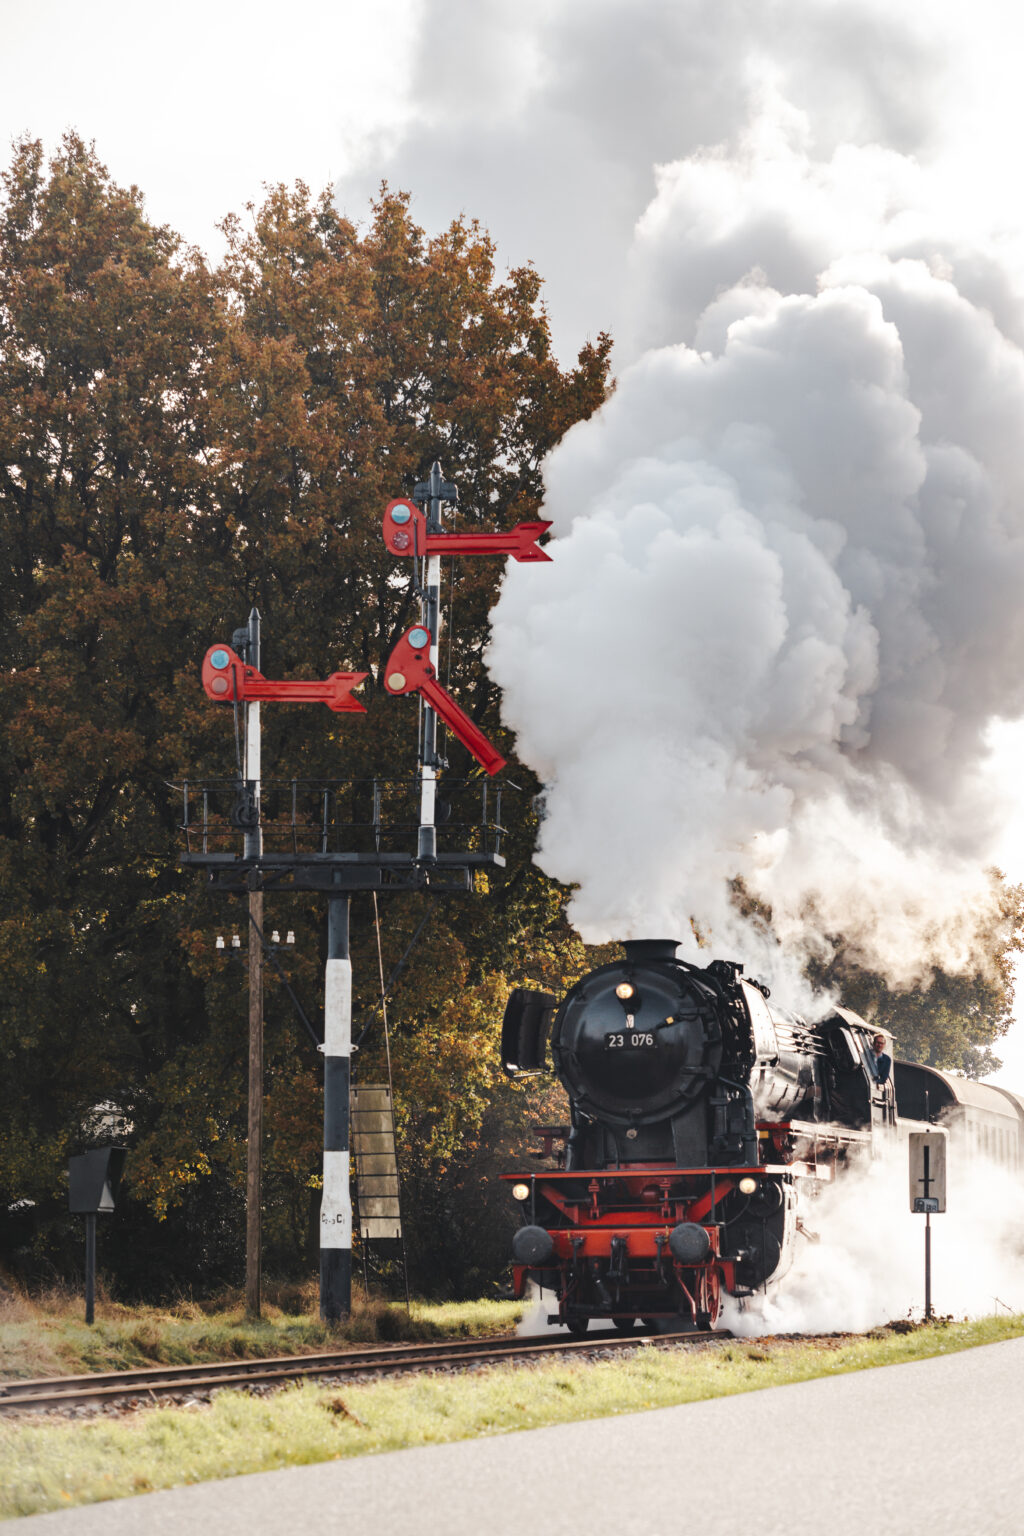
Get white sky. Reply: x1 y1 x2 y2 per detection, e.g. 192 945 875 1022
0 0 418 255
5 0 1024 1082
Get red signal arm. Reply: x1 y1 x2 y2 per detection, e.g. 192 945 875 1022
383 499 552 562
202 646 368 713
382 628 506 775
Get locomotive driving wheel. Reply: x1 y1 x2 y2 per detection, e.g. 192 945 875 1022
700 1267 721 1330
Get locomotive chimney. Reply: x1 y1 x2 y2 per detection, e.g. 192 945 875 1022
622 939 679 964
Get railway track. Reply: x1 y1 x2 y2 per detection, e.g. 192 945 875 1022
0 1327 724 1415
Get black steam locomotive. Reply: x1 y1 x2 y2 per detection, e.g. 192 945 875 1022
500 938 1024 1332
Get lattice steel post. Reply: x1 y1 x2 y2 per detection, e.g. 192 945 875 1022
415 461 457 861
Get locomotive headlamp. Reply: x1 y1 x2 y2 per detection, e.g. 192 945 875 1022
615 982 635 1000
738 1177 758 1195
511 1183 531 1202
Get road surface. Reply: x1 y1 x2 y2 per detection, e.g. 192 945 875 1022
16 1336 1024 1534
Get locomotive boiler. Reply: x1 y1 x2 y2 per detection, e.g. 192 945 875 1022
500 938 896 1332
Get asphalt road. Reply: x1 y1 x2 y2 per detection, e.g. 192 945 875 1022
16 1336 1024 1535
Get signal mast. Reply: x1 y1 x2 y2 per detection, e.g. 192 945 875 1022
182 464 550 1320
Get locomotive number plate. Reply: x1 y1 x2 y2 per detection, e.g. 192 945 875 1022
605 1031 657 1050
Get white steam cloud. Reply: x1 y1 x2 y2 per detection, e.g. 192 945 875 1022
486 94 1024 990
723 1141 1024 1334
338 1 1024 991
337 0 953 363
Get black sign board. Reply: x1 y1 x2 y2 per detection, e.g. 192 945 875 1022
68 1147 127 1214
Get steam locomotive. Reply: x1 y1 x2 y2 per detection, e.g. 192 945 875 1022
499 939 1024 1332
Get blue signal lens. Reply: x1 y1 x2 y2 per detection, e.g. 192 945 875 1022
391 505 412 524
408 627 430 649
210 649 231 670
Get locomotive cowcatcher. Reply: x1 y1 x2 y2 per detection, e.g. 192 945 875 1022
500 939 896 1332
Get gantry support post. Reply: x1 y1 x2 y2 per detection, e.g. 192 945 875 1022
320 889 352 1321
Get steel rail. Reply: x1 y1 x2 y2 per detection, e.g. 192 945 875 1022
0 1328 725 1414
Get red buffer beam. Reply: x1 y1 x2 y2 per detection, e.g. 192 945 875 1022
383 499 552 562
202 646 367 713
383 627 506 775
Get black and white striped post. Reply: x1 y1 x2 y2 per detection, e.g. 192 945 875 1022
320 889 352 1320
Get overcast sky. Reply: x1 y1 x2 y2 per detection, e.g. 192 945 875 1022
6 0 1024 1080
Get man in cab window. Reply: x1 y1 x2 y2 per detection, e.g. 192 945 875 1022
869 1032 891 1086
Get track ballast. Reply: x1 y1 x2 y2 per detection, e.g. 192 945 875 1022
0 1327 726 1415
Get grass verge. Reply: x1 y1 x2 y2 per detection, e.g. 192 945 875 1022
2 1314 1023 1520
0 1284 523 1382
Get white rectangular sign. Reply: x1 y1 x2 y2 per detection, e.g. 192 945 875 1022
909 1131 947 1213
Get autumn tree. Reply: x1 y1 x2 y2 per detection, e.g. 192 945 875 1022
0 133 232 1280
806 871 1024 1079
732 872 1024 1079
183 180 613 1294
0 139 612 1293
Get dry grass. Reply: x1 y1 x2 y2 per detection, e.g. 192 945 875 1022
2 1313 1022 1520
0 1278 523 1383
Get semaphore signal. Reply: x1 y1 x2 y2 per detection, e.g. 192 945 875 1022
383 626 506 776
383 496 551 562
201 647 368 712
181 460 549 1324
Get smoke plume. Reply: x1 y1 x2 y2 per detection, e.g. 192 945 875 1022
338 1 1024 991
483 85 1024 992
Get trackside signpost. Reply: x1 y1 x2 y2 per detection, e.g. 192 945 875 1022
68 1147 127 1324
909 1131 947 1321
182 461 548 1322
